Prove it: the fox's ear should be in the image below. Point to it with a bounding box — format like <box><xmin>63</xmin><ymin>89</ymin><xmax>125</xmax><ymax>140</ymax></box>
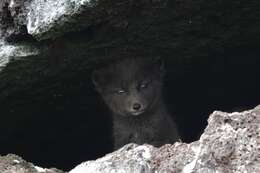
<box><xmin>92</xmin><ymin>70</ymin><xmax>103</xmax><ymax>93</ymax></box>
<box><xmin>152</xmin><ymin>57</ymin><xmax>165</xmax><ymax>76</ymax></box>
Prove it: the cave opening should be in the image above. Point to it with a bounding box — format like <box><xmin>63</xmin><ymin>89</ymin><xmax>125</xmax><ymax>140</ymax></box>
<box><xmin>1</xmin><ymin>0</ymin><xmax>260</xmax><ymax>170</ymax></box>
<box><xmin>0</xmin><ymin>45</ymin><xmax>259</xmax><ymax>171</ymax></box>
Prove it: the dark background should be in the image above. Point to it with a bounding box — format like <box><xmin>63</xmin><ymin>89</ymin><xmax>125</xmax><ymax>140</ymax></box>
<box><xmin>0</xmin><ymin>0</ymin><xmax>260</xmax><ymax>171</ymax></box>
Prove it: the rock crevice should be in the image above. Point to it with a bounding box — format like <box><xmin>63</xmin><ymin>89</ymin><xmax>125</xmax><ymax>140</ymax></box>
<box><xmin>1</xmin><ymin>105</ymin><xmax>259</xmax><ymax>173</ymax></box>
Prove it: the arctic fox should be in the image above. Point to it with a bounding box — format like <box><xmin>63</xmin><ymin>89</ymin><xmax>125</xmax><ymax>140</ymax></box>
<box><xmin>92</xmin><ymin>58</ymin><xmax>180</xmax><ymax>149</ymax></box>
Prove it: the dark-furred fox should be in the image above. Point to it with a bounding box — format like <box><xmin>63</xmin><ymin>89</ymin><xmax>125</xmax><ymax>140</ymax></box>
<box><xmin>92</xmin><ymin>58</ymin><xmax>180</xmax><ymax>149</ymax></box>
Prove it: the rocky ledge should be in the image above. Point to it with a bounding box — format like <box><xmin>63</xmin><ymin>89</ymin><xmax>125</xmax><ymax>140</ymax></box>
<box><xmin>0</xmin><ymin>154</ymin><xmax>64</xmax><ymax>173</ymax></box>
<box><xmin>1</xmin><ymin>105</ymin><xmax>259</xmax><ymax>173</ymax></box>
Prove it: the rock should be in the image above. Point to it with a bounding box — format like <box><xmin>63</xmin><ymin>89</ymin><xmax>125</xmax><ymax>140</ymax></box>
<box><xmin>0</xmin><ymin>40</ymin><xmax>39</xmax><ymax>71</ymax></box>
<box><xmin>1</xmin><ymin>0</ymin><xmax>99</xmax><ymax>41</ymax></box>
<box><xmin>26</xmin><ymin>0</ymin><xmax>97</xmax><ymax>40</ymax></box>
<box><xmin>70</xmin><ymin>105</ymin><xmax>260</xmax><ymax>173</ymax></box>
<box><xmin>69</xmin><ymin>144</ymin><xmax>155</xmax><ymax>173</ymax></box>
<box><xmin>0</xmin><ymin>0</ymin><xmax>29</xmax><ymax>41</ymax></box>
<box><xmin>0</xmin><ymin>0</ymin><xmax>260</xmax><ymax>170</ymax></box>
<box><xmin>0</xmin><ymin>154</ymin><xmax>64</xmax><ymax>173</ymax></box>
<box><xmin>0</xmin><ymin>103</ymin><xmax>259</xmax><ymax>173</ymax></box>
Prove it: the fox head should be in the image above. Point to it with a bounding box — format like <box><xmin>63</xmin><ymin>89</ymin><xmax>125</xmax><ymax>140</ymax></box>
<box><xmin>92</xmin><ymin>58</ymin><xmax>165</xmax><ymax>117</ymax></box>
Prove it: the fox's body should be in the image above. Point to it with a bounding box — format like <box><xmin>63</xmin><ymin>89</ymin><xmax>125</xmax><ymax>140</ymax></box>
<box><xmin>93</xmin><ymin>58</ymin><xmax>179</xmax><ymax>149</ymax></box>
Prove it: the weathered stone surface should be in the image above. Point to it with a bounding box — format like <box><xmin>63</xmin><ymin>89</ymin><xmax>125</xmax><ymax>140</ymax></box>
<box><xmin>0</xmin><ymin>0</ymin><xmax>95</xmax><ymax>41</ymax></box>
<box><xmin>70</xmin><ymin>105</ymin><xmax>260</xmax><ymax>173</ymax></box>
<box><xmin>0</xmin><ymin>40</ymin><xmax>39</xmax><ymax>71</ymax></box>
<box><xmin>0</xmin><ymin>0</ymin><xmax>29</xmax><ymax>40</ymax></box>
<box><xmin>0</xmin><ymin>0</ymin><xmax>99</xmax><ymax>41</ymax></box>
<box><xmin>0</xmin><ymin>0</ymin><xmax>259</xmax><ymax>170</ymax></box>
<box><xmin>0</xmin><ymin>105</ymin><xmax>259</xmax><ymax>173</ymax></box>
<box><xmin>0</xmin><ymin>154</ymin><xmax>64</xmax><ymax>173</ymax></box>
<box><xmin>70</xmin><ymin>144</ymin><xmax>154</xmax><ymax>173</ymax></box>
<box><xmin>26</xmin><ymin>0</ymin><xmax>97</xmax><ymax>40</ymax></box>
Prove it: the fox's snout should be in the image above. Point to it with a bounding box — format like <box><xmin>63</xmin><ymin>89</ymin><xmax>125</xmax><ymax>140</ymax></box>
<box><xmin>127</xmin><ymin>98</ymin><xmax>147</xmax><ymax>116</ymax></box>
<box><xmin>133</xmin><ymin>103</ymin><xmax>142</xmax><ymax>111</ymax></box>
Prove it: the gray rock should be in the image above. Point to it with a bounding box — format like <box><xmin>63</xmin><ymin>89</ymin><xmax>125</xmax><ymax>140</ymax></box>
<box><xmin>0</xmin><ymin>105</ymin><xmax>259</xmax><ymax>173</ymax></box>
<box><xmin>70</xmin><ymin>144</ymin><xmax>155</xmax><ymax>173</ymax></box>
<box><xmin>0</xmin><ymin>40</ymin><xmax>39</xmax><ymax>71</ymax></box>
<box><xmin>0</xmin><ymin>0</ymin><xmax>99</xmax><ymax>71</ymax></box>
<box><xmin>1</xmin><ymin>0</ymin><xmax>99</xmax><ymax>41</ymax></box>
<box><xmin>0</xmin><ymin>0</ymin><xmax>259</xmax><ymax>172</ymax></box>
<box><xmin>0</xmin><ymin>0</ymin><xmax>29</xmax><ymax>40</ymax></box>
<box><xmin>0</xmin><ymin>154</ymin><xmax>64</xmax><ymax>173</ymax></box>
<box><xmin>70</xmin><ymin>105</ymin><xmax>260</xmax><ymax>173</ymax></box>
<box><xmin>26</xmin><ymin>0</ymin><xmax>97</xmax><ymax>40</ymax></box>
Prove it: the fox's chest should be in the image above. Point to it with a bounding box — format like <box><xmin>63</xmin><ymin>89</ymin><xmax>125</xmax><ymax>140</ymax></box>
<box><xmin>113</xmin><ymin>117</ymin><xmax>162</xmax><ymax>145</ymax></box>
<box><xmin>127</xmin><ymin>126</ymin><xmax>156</xmax><ymax>143</ymax></box>
<box><xmin>129</xmin><ymin>132</ymin><xmax>139</xmax><ymax>141</ymax></box>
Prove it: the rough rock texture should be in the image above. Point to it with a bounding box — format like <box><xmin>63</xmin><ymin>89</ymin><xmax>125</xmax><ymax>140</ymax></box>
<box><xmin>0</xmin><ymin>0</ymin><xmax>40</xmax><ymax>71</ymax></box>
<box><xmin>1</xmin><ymin>106</ymin><xmax>259</xmax><ymax>173</ymax></box>
<box><xmin>0</xmin><ymin>40</ymin><xmax>39</xmax><ymax>71</ymax></box>
<box><xmin>0</xmin><ymin>0</ymin><xmax>260</xmax><ymax>170</ymax></box>
<box><xmin>0</xmin><ymin>0</ymin><xmax>259</xmax><ymax>91</ymax></box>
<box><xmin>0</xmin><ymin>154</ymin><xmax>64</xmax><ymax>173</ymax></box>
<box><xmin>1</xmin><ymin>0</ymin><xmax>96</xmax><ymax>40</ymax></box>
<box><xmin>27</xmin><ymin>0</ymin><xmax>97</xmax><ymax>40</ymax></box>
<box><xmin>70</xmin><ymin>144</ymin><xmax>154</xmax><ymax>173</ymax></box>
<box><xmin>0</xmin><ymin>101</ymin><xmax>259</xmax><ymax>173</ymax></box>
<box><xmin>70</xmin><ymin>105</ymin><xmax>260</xmax><ymax>173</ymax></box>
<box><xmin>0</xmin><ymin>0</ymin><xmax>30</xmax><ymax>41</ymax></box>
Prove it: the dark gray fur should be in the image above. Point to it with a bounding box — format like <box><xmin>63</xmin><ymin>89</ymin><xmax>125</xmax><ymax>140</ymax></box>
<box><xmin>92</xmin><ymin>58</ymin><xmax>180</xmax><ymax>149</ymax></box>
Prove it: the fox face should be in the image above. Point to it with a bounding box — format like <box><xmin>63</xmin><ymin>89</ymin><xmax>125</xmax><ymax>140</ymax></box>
<box><xmin>92</xmin><ymin>58</ymin><xmax>164</xmax><ymax>117</ymax></box>
<box><xmin>99</xmin><ymin>77</ymin><xmax>162</xmax><ymax>117</ymax></box>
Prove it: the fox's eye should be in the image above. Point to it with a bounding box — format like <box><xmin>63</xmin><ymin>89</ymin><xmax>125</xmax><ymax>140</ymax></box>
<box><xmin>116</xmin><ymin>90</ymin><xmax>126</xmax><ymax>95</ymax></box>
<box><xmin>140</xmin><ymin>83</ymin><xmax>147</xmax><ymax>88</ymax></box>
<box><xmin>140</xmin><ymin>82</ymin><xmax>149</xmax><ymax>89</ymax></box>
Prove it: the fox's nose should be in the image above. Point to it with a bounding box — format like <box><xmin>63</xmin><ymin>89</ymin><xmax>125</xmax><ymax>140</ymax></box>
<box><xmin>133</xmin><ymin>103</ymin><xmax>141</xmax><ymax>111</ymax></box>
